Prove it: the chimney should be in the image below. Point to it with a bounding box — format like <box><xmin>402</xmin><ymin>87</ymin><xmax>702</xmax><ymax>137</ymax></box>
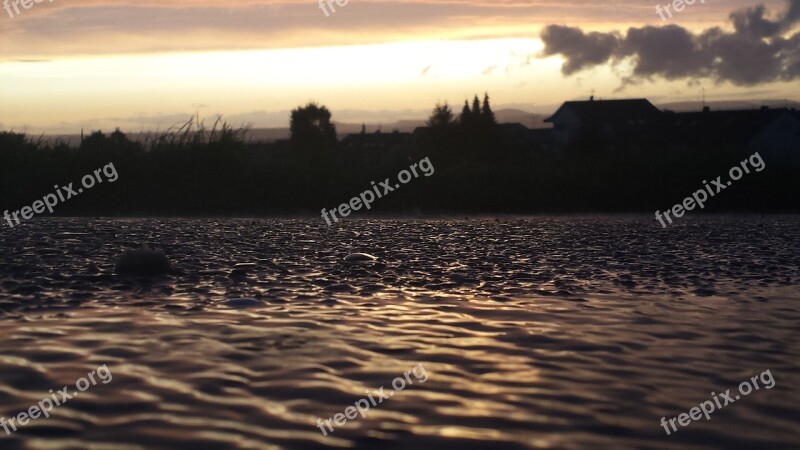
<box><xmin>702</xmin><ymin>106</ymin><xmax>710</xmax><ymax>113</ymax></box>
<box><xmin>590</xmin><ymin>95</ymin><xmax>594</xmax><ymax>101</ymax></box>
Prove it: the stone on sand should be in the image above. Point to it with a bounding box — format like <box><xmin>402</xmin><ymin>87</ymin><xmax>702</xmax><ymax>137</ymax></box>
<box><xmin>223</xmin><ymin>298</ymin><xmax>262</xmax><ymax>308</ymax></box>
<box><xmin>344</xmin><ymin>253</ymin><xmax>378</xmax><ymax>263</ymax></box>
<box><xmin>115</xmin><ymin>248</ymin><xmax>171</xmax><ymax>276</ymax></box>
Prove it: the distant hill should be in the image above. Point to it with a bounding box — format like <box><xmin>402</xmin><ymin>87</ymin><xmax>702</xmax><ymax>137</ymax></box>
<box><xmin>42</xmin><ymin>109</ymin><xmax>548</xmax><ymax>145</ymax></box>
<box><xmin>245</xmin><ymin>109</ymin><xmax>549</xmax><ymax>142</ymax></box>
<box><xmin>657</xmin><ymin>99</ymin><xmax>800</xmax><ymax>112</ymax></box>
<box><xmin>38</xmin><ymin>101</ymin><xmax>797</xmax><ymax>145</ymax></box>
<box><xmin>494</xmin><ymin>109</ymin><xmax>550</xmax><ymax>128</ymax></box>
<box><xmin>331</xmin><ymin>109</ymin><xmax>549</xmax><ymax>137</ymax></box>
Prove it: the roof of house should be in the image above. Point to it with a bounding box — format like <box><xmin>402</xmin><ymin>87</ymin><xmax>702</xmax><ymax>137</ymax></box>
<box><xmin>544</xmin><ymin>99</ymin><xmax>661</xmax><ymax>123</ymax></box>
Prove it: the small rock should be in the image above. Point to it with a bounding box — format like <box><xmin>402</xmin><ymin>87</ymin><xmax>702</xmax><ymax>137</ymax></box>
<box><xmin>344</xmin><ymin>253</ymin><xmax>378</xmax><ymax>263</ymax></box>
<box><xmin>115</xmin><ymin>248</ymin><xmax>171</xmax><ymax>277</ymax></box>
<box><xmin>693</xmin><ymin>287</ymin><xmax>717</xmax><ymax>297</ymax></box>
<box><xmin>224</xmin><ymin>298</ymin><xmax>262</xmax><ymax>308</ymax></box>
<box><xmin>230</xmin><ymin>268</ymin><xmax>249</xmax><ymax>278</ymax></box>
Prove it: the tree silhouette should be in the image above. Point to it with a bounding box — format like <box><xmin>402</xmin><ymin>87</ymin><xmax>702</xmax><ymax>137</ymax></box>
<box><xmin>460</xmin><ymin>101</ymin><xmax>472</xmax><ymax>127</ymax></box>
<box><xmin>482</xmin><ymin>93</ymin><xmax>496</xmax><ymax>126</ymax></box>
<box><xmin>0</xmin><ymin>101</ymin><xmax>796</xmax><ymax>215</ymax></box>
<box><xmin>110</xmin><ymin>128</ymin><xmax>127</xmax><ymax>145</ymax></box>
<box><xmin>81</xmin><ymin>130</ymin><xmax>108</xmax><ymax>149</ymax></box>
<box><xmin>290</xmin><ymin>102</ymin><xmax>337</xmax><ymax>152</ymax></box>
<box><xmin>427</xmin><ymin>102</ymin><xmax>455</xmax><ymax>129</ymax></box>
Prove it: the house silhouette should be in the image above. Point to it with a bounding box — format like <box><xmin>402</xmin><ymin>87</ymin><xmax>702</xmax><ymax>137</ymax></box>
<box><xmin>544</xmin><ymin>98</ymin><xmax>661</xmax><ymax>146</ymax></box>
<box><xmin>542</xmin><ymin>98</ymin><xmax>800</xmax><ymax>161</ymax></box>
<box><xmin>662</xmin><ymin>107</ymin><xmax>800</xmax><ymax>161</ymax></box>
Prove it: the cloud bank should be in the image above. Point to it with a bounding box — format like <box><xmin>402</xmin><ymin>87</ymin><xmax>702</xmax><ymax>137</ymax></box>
<box><xmin>540</xmin><ymin>0</ymin><xmax>800</xmax><ymax>85</ymax></box>
<box><xmin>3</xmin><ymin>0</ymin><xmax>773</xmax><ymax>60</ymax></box>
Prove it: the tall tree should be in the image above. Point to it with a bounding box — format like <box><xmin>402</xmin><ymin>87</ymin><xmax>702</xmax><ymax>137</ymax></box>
<box><xmin>290</xmin><ymin>102</ymin><xmax>337</xmax><ymax>151</ymax></box>
<box><xmin>482</xmin><ymin>93</ymin><xmax>496</xmax><ymax>126</ymax></box>
<box><xmin>472</xmin><ymin>95</ymin><xmax>481</xmax><ymax>116</ymax></box>
<box><xmin>460</xmin><ymin>100</ymin><xmax>472</xmax><ymax>126</ymax></box>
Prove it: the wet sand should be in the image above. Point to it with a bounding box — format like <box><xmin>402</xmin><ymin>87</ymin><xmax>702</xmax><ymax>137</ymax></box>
<box><xmin>0</xmin><ymin>217</ymin><xmax>798</xmax><ymax>449</ymax></box>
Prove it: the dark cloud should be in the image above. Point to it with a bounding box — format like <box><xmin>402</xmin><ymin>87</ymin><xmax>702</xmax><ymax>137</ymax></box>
<box><xmin>541</xmin><ymin>0</ymin><xmax>800</xmax><ymax>86</ymax></box>
<box><xmin>540</xmin><ymin>25</ymin><xmax>620</xmax><ymax>75</ymax></box>
<box><xmin>731</xmin><ymin>4</ymin><xmax>783</xmax><ymax>37</ymax></box>
<box><xmin>620</xmin><ymin>25</ymin><xmax>707</xmax><ymax>79</ymax></box>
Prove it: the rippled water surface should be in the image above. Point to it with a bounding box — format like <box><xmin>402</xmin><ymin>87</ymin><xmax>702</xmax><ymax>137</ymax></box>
<box><xmin>0</xmin><ymin>217</ymin><xmax>798</xmax><ymax>449</ymax></box>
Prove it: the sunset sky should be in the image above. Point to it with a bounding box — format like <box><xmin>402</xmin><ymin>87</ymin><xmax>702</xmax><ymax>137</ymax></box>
<box><xmin>1</xmin><ymin>0</ymin><xmax>798</xmax><ymax>133</ymax></box>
